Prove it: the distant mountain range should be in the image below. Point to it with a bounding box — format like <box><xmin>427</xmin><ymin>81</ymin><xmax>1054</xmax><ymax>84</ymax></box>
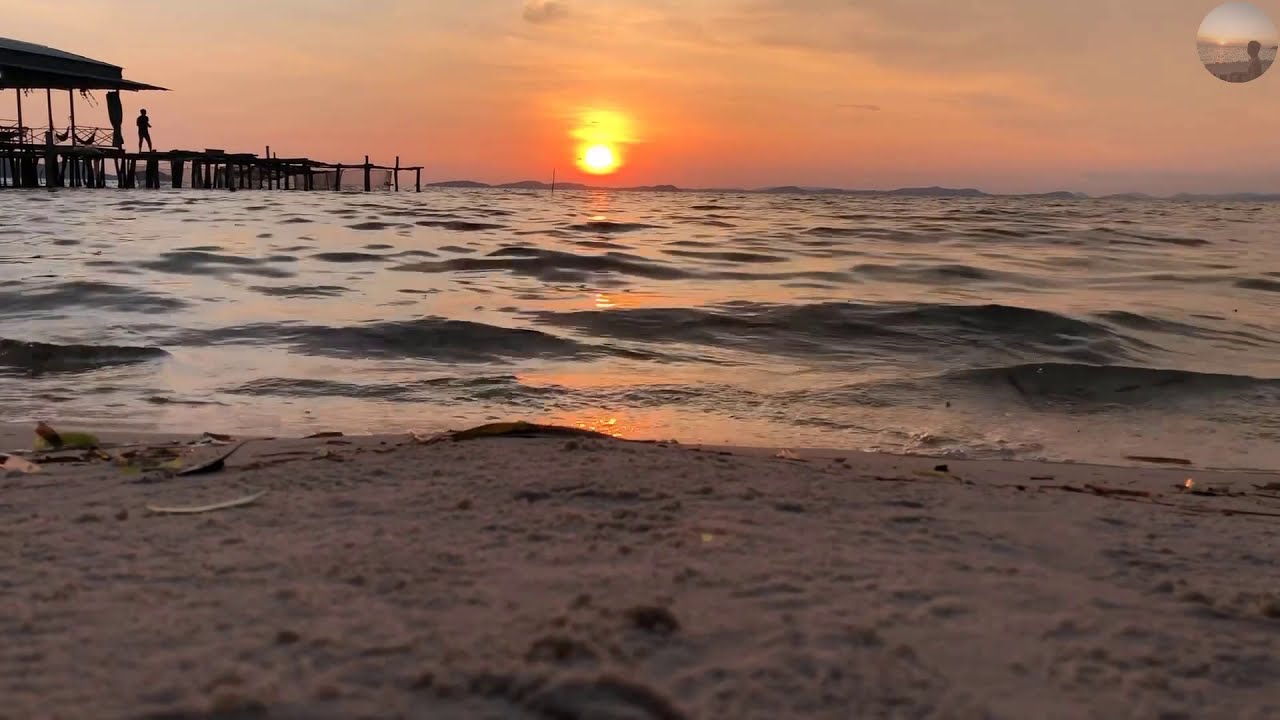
<box><xmin>423</xmin><ymin>180</ymin><xmax>1280</xmax><ymax>202</ymax></box>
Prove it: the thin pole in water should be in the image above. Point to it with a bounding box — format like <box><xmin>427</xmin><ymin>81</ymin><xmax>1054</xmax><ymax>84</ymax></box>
<box><xmin>551</xmin><ymin>168</ymin><xmax>556</xmax><ymax>196</ymax></box>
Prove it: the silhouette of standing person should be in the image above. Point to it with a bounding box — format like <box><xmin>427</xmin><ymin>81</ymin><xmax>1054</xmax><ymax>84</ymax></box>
<box><xmin>1246</xmin><ymin>40</ymin><xmax>1265</xmax><ymax>80</ymax></box>
<box><xmin>137</xmin><ymin>109</ymin><xmax>153</xmax><ymax>152</ymax></box>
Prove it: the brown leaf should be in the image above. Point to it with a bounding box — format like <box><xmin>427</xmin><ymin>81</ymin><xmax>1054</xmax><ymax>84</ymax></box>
<box><xmin>35</xmin><ymin>421</ymin><xmax>63</xmax><ymax>449</ymax></box>
<box><xmin>304</xmin><ymin>431</ymin><xmax>345</xmax><ymax>439</ymax></box>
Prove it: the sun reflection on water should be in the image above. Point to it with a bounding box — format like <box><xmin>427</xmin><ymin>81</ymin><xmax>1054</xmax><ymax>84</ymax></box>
<box><xmin>570</xmin><ymin>415</ymin><xmax>627</xmax><ymax>438</ymax></box>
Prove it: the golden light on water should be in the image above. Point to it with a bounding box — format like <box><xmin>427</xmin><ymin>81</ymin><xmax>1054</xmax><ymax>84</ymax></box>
<box><xmin>572</xmin><ymin>416</ymin><xmax>627</xmax><ymax>438</ymax></box>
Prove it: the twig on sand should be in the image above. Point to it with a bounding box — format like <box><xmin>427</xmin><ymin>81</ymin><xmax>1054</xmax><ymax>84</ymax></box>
<box><xmin>1047</xmin><ymin>484</ymin><xmax>1280</xmax><ymax>522</ymax></box>
<box><xmin>146</xmin><ymin>489</ymin><xmax>268</xmax><ymax>515</ymax></box>
<box><xmin>1126</xmin><ymin>455</ymin><xmax>1193</xmax><ymax>466</ymax></box>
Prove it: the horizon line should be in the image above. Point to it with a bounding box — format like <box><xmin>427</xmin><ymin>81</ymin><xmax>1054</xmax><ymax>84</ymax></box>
<box><xmin>423</xmin><ymin>179</ymin><xmax>1280</xmax><ymax>200</ymax></box>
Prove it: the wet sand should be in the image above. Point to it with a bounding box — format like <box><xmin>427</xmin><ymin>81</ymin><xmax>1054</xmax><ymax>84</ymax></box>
<box><xmin>4</xmin><ymin>425</ymin><xmax>1280</xmax><ymax>719</ymax></box>
<box><xmin>1204</xmin><ymin>59</ymin><xmax>1274</xmax><ymax>80</ymax></box>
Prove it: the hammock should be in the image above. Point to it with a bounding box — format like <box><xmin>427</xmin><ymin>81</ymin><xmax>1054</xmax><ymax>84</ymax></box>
<box><xmin>53</xmin><ymin>129</ymin><xmax>101</xmax><ymax>145</ymax></box>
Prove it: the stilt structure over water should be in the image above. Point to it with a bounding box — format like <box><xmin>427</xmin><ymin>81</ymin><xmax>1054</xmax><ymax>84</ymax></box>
<box><xmin>0</xmin><ymin>37</ymin><xmax>422</xmax><ymax>191</ymax></box>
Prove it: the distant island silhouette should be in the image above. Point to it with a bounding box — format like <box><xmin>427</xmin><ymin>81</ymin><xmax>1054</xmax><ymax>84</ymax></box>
<box><xmin>425</xmin><ymin>180</ymin><xmax>1280</xmax><ymax>202</ymax></box>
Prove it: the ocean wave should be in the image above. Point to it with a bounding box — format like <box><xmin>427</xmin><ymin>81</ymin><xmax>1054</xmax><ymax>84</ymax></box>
<box><xmin>1095</xmin><ymin>310</ymin><xmax>1276</xmax><ymax>348</ymax></box>
<box><xmin>174</xmin><ymin>317</ymin><xmax>658</xmax><ymax>363</ymax></box>
<box><xmin>310</xmin><ymin>252</ymin><xmax>388</xmax><ymax>263</ymax></box>
<box><xmin>226</xmin><ymin>374</ymin><xmax>566</xmax><ymax>405</ymax></box>
<box><xmin>565</xmin><ymin>221</ymin><xmax>660</xmax><ymax>233</ymax></box>
<box><xmin>662</xmin><ymin>249</ymin><xmax>786</xmax><ymax>264</ymax></box>
<box><xmin>392</xmin><ymin>247</ymin><xmax>694</xmax><ymax>281</ymax></box>
<box><xmin>248</xmin><ymin>285</ymin><xmax>350</xmax><ymax>298</ymax></box>
<box><xmin>779</xmin><ymin>362</ymin><xmax>1280</xmax><ymax>416</ymax></box>
<box><xmin>414</xmin><ymin>220</ymin><xmax>505</xmax><ymax>231</ymax></box>
<box><xmin>850</xmin><ymin>263</ymin><xmax>1039</xmax><ymax>286</ymax></box>
<box><xmin>139</xmin><ymin>251</ymin><xmax>297</xmax><ymax>279</ymax></box>
<box><xmin>0</xmin><ymin>338</ymin><xmax>169</xmax><ymax>375</ymax></box>
<box><xmin>1237</xmin><ymin>278</ymin><xmax>1280</xmax><ymax>293</ymax></box>
<box><xmin>527</xmin><ymin>301</ymin><xmax>1153</xmax><ymax>365</ymax></box>
<box><xmin>0</xmin><ymin>281</ymin><xmax>189</xmax><ymax>316</ymax></box>
<box><xmin>950</xmin><ymin>362</ymin><xmax>1280</xmax><ymax>405</ymax></box>
<box><xmin>346</xmin><ymin>221</ymin><xmax>404</xmax><ymax>231</ymax></box>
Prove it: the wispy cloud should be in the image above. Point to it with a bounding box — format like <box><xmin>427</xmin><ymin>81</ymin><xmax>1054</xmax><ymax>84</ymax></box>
<box><xmin>523</xmin><ymin>0</ymin><xmax>569</xmax><ymax>25</ymax></box>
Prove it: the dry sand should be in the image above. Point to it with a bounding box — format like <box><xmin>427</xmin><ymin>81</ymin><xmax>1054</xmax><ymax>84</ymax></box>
<box><xmin>3</xmin><ymin>423</ymin><xmax>1280</xmax><ymax>719</ymax></box>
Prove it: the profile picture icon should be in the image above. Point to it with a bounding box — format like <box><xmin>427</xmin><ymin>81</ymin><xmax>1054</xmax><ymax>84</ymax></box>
<box><xmin>1198</xmin><ymin>2</ymin><xmax>1278</xmax><ymax>83</ymax></box>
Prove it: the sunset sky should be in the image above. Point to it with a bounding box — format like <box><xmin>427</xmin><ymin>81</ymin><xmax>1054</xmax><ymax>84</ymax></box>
<box><xmin>1197</xmin><ymin>1</ymin><xmax>1279</xmax><ymax>45</ymax></box>
<box><xmin>2</xmin><ymin>0</ymin><xmax>1279</xmax><ymax>195</ymax></box>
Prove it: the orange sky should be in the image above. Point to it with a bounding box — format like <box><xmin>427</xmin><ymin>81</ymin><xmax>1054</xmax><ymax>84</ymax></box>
<box><xmin>1</xmin><ymin>0</ymin><xmax>1278</xmax><ymax>194</ymax></box>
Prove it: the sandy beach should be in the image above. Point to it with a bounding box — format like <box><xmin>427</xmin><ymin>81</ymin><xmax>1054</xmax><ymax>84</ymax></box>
<box><xmin>4</xmin><ymin>422</ymin><xmax>1280</xmax><ymax>719</ymax></box>
<box><xmin>1203</xmin><ymin>59</ymin><xmax>1275</xmax><ymax>80</ymax></box>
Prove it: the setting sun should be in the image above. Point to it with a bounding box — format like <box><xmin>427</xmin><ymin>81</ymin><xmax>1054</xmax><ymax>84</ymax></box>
<box><xmin>570</xmin><ymin>108</ymin><xmax>635</xmax><ymax>176</ymax></box>
<box><xmin>580</xmin><ymin>144</ymin><xmax>619</xmax><ymax>174</ymax></box>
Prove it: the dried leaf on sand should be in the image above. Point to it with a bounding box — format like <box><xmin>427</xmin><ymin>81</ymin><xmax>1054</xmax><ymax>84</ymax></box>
<box><xmin>177</xmin><ymin>442</ymin><xmax>247</xmax><ymax>477</ymax></box>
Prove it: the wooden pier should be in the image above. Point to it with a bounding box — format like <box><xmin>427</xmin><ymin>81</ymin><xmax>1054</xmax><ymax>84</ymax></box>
<box><xmin>0</xmin><ymin>37</ymin><xmax>422</xmax><ymax>192</ymax></box>
<box><xmin>0</xmin><ymin>142</ymin><xmax>424</xmax><ymax>192</ymax></box>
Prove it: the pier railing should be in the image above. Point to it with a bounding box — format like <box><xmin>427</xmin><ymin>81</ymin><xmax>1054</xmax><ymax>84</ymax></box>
<box><xmin>0</xmin><ymin>121</ymin><xmax>119</xmax><ymax>148</ymax></box>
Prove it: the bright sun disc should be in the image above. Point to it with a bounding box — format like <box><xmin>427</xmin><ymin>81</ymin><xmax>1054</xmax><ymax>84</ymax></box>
<box><xmin>580</xmin><ymin>144</ymin><xmax>619</xmax><ymax>174</ymax></box>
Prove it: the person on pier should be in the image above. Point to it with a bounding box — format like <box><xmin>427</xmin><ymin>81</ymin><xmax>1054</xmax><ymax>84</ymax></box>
<box><xmin>137</xmin><ymin>109</ymin><xmax>154</xmax><ymax>152</ymax></box>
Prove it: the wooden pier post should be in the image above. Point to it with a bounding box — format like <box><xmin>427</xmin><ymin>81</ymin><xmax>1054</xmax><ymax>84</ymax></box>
<box><xmin>416</xmin><ymin>168</ymin><xmax>421</xmax><ymax>192</ymax></box>
<box><xmin>15</xmin><ymin>88</ymin><xmax>24</xmax><ymax>146</ymax></box>
<box><xmin>394</xmin><ymin>156</ymin><xmax>400</xmax><ymax>191</ymax></box>
<box><xmin>44</xmin><ymin>89</ymin><xmax>53</xmax><ymax>143</ymax></box>
<box><xmin>43</xmin><ymin>131</ymin><xmax>58</xmax><ymax>189</ymax></box>
<box><xmin>335</xmin><ymin>165</ymin><xmax>343</xmax><ymax>191</ymax></box>
<box><xmin>363</xmin><ymin>155</ymin><xmax>371</xmax><ymax>192</ymax></box>
<box><xmin>68</xmin><ymin>90</ymin><xmax>77</xmax><ymax>147</ymax></box>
